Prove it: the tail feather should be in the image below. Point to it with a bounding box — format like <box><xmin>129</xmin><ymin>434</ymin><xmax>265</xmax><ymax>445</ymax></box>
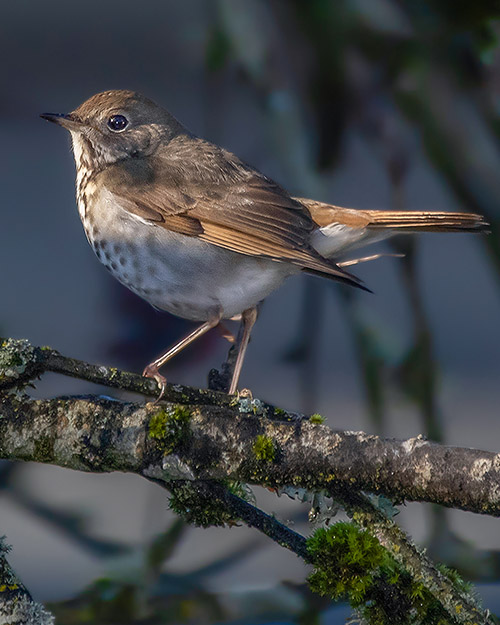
<box><xmin>362</xmin><ymin>210</ymin><xmax>489</xmax><ymax>233</ymax></box>
<box><xmin>297</xmin><ymin>198</ymin><xmax>489</xmax><ymax>234</ymax></box>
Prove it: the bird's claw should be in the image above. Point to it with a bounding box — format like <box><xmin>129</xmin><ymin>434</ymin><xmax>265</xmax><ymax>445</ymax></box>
<box><xmin>142</xmin><ymin>363</ymin><xmax>167</xmax><ymax>404</ymax></box>
<box><xmin>236</xmin><ymin>388</ymin><xmax>253</xmax><ymax>400</ymax></box>
<box><xmin>217</xmin><ymin>322</ymin><xmax>236</xmax><ymax>344</ymax></box>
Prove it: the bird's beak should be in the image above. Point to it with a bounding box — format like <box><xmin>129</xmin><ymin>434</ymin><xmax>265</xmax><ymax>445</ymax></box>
<box><xmin>40</xmin><ymin>112</ymin><xmax>83</xmax><ymax>131</ymax></box>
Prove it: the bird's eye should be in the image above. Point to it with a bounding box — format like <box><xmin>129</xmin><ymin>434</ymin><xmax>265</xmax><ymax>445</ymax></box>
<box><xmin>107</xmin><ymin>115</ymin><xmax>128</xmax><ymax>132</ymax></box>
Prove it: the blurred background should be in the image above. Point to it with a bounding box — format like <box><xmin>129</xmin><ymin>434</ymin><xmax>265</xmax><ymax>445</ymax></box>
<box><xmin>2</xmin><ymin>0</ymin><xmax>500</xmax><ymax>622</ymax></box>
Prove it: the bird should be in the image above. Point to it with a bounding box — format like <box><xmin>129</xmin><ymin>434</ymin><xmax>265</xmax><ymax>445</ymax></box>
<box><xmin>41</xmin><ymin>90</ymin><xmax>488</xmax><ymax>398</ymax></box>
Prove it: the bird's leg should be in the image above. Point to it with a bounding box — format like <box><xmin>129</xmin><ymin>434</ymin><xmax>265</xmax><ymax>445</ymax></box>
<box><xmin>228</xmin><ymin>307</ymin><xmax>258</xmax><ymax>395</ymax></box>
<box><xmin>143</xmin><ymin>316</ymin><xmax>220</xmax><ymax>400</ymax></box>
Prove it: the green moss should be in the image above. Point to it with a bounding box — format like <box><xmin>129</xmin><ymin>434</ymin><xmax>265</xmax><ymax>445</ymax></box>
<box><xmin>307</xmin><ymin>523</ymin><xmax>385</xmax><ymax>605</ymax></box>
<box><xmin>252</xmin><ymin>435</ymin><xmax>276</xmax><ymax>462</ymax></box>
<box><xmin>149</xmin><ymin>411</ymin><xmax>168</xmax><ymax>439</ymax></box>
<box><xmin>436</xmin><ymin>563</ymin><xmax>474</xmax><ymax>595</ymax></box>
<box><xmin>149</xmin><ymin>405</ymin><xmax>192</xmax><ymax>454</ymax></box>
<box><xmin>270</xmin><ymin>407</ymin><xmax>296</xmax><ymax>422</ymax></box>
<box><xmin>226</xmin><ymin>480</ymin><xmax>247</xmax><ymax>499</ymax></box>
<box><xmin>224</xmin><ymin>479</ymin><xmax>255</xmax><ymax>505</ymax></box>
<box><xmin>169</xmin><ymin>482</ymin><xmax>238</xmax><ymax>528</ymax></box>
<box><xmin>306</xmin><ymin>522</ymin><xmax>481</xmax><ymax>624</ymax></box>
<box><xmin>309</xmin><ymin>413</ymin><xmax>325</xmax><ymax>425</ymax></box>
<box><xmin>33</xmin><ymin>436</ymin><xmax>55</xmax><ymax>463</ymax></box>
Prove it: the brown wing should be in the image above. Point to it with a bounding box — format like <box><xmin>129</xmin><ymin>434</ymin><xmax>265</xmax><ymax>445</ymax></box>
<box><xmin>97</xmin><ymin>144</ymin><xmax>366</xmax><ymax>289</ymax></box>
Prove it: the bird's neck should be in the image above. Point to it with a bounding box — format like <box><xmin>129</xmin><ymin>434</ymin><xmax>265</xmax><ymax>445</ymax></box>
<box><xmin>71</xmin><ymin>132</ymin><xmax>100</xmax><ymax>223</ymax></box>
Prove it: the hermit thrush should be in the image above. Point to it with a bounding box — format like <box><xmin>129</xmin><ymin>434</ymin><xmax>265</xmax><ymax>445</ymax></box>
<box><xmin>41</xmin><ymin>90</ymin><xmax>487</xmax><ymax>397</ymax></box>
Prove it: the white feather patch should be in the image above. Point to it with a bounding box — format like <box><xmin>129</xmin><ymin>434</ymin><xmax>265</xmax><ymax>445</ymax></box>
<box><xmin>311</xmin><ymin>223</ymin><xmax>392</xmax><ymax>259</ymax></box>
<box><xmin>311</xmin><ymin>223</ymin><xmax>368</xmax><ymax>257</ymax></box>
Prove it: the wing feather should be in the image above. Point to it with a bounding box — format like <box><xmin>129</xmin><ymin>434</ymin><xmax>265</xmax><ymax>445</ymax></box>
<box><xmin>96</xmin><ymin>142</ymin><xmax>365</xmax><ymax>289</ymax></box>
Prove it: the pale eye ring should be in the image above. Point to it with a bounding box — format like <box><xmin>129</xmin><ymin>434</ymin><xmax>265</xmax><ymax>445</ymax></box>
<box><xmin>107</xmin><ymin>114</ymin><xmax>128</xmax><ymax>132</ymax></box>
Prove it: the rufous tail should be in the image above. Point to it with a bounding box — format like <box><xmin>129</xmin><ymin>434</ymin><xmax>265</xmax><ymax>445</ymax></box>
<box><xmin>298</xmin><ymin>199</ymin><xmax>489</xmax><ymax>233</ymax></box>
<box><xmin>359</xmin><ymin>209</ymin><xmax>488</xmax><ymax>232</ymax></box>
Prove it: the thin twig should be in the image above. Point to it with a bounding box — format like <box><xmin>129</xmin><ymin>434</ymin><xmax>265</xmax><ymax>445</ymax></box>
<box><xmin>0</xmin><ymin>338</ymin><xmax>237</xmax><ymax>408</ymax></box>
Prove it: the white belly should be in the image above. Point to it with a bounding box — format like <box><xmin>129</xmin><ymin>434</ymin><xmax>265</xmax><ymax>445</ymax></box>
<box><xmin>80</xmin><ymin>190</ymin><xmax>294</xmax><ymax>321</ymax></box>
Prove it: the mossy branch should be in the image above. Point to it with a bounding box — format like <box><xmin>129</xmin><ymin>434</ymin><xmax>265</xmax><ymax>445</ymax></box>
<box><xmin>155</xmin><ymin>480</ymin><xmax>488</xmax><ymax>624</ymax></box>
<box><xmin>1</xmin><ymin>337</ymin><xmax>499</xmax><ymax>518</ymax></box>
<box><xmin>0</xmin><ymin>337</ymin><xmax>497</xmax><ymax>622</ymax></box>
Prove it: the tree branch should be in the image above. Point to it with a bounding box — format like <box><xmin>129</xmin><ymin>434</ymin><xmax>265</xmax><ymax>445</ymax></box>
<box><xmin>0</xmin><ymin>386</ymin><xmax>498</xmax><ymax>518</ymax></box>
<box><xmin>337</xmin><ymin>490</ymin><xmax>487</xmax><ymax>625</ymax></box>
<box><xmin>0</xmin><ymin>337</ymin><xmax>497</xmax><ymax>623</ymax></box>
<box><xmin>0</xmin><ymin>338</ymin><xmax>235</xmax><ymax>407</ymax></box>
<box><xmin>147</xmin><ymin>475</ymin><xmax>489</xmax><ymax>623</ymax></box>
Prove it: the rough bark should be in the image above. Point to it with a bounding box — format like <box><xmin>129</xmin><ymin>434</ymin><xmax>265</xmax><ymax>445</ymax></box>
<box><xmin>0</xmin><ymin>389</ymin><xmax>498</xmax><ymax>518</ymax></box>
<box><xmin>0</xmin><ymin>337</ymin><xmax>496</xmax><ymax>624</ymax></box>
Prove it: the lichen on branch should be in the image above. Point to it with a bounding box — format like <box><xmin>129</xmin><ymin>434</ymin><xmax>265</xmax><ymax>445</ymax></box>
<box><xmin>0</xmin><ymin>337</ymin><xmax>497</xmax><ymax>623</ymax></box>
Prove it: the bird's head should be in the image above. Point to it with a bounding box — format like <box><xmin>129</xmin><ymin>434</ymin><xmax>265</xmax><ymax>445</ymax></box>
<box><xmin>41</xmin><ymin>90</ymin><xmax>184</xmax><ymax>172</ymax></box>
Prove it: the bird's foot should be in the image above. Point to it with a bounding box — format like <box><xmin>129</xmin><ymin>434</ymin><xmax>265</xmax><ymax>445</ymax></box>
<box><xmin>217</xmin><ymin>322</ymin><xmax>236</xmax><ymax>344</ymax></box>
<box><xmin>236</xmin><ymin>388</ymin><xmax>253</xmax><ymax>400</ymax></box>
<box><xmin>143</xmin><ymin>363</ymin><xmax>167</xmax><ymax>404</ymax></box>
